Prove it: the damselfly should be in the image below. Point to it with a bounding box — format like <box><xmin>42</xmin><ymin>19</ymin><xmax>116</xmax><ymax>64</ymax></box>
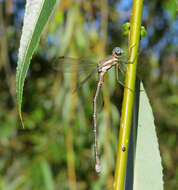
<box><xmin>54</xmin><ymin>47</ymin><xmax>131</xmax><ymax>173</ymax></box>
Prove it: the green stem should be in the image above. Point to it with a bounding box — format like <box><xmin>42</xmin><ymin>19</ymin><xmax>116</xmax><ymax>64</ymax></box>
<box><xmin>113</xmin><ymin>0</ymin><xmax>143</xmax><ymax>189</ymax></box>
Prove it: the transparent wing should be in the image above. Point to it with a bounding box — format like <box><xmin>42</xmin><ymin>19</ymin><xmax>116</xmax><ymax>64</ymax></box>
<box><xmin>73</xmin><ymin>68</ymin><xmax>98</xmax><ymax>93</ymax></box>
<box><xmin>52</xmin><ymin>56</ymin><xmax>97</xmax><ymax>74</ymax></box>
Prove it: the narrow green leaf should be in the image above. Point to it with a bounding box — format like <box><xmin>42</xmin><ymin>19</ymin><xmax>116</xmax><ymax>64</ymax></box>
<box><xmin>16</xmin><ymin>0</ymin><xmax>57</xmax><ymax>127</ymax></box>
<box><xmin>133</xmin><ymin>83</ymin><xmax>163</xmax><ymax>190</ymax></box>
<box><xmin>40</xmin><ymin>159</ymin><xmax>54</xmax><ymax>190</ymax></box>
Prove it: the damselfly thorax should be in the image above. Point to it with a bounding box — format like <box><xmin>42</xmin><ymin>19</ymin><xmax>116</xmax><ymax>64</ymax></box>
<box><xmin>98</xmin><ymin>47</ymin><xmax>124</xmax><ymax>73</ymax></box>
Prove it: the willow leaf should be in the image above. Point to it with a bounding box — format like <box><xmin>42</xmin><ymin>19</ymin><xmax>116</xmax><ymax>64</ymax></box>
<box><xmin>133</xmin><ymin>83</ymin><xmax>163</xmax><ymax>190</ymax></box>
<box><xmin>16</xmin><ymin>0</ymin><xmax>57</xmax><ymax>126</ymax></box>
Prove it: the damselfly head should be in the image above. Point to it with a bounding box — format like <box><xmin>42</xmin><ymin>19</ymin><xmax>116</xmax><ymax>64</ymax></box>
<box><xmin>112</xmin><ymin>47</ymin><xmax>123</xmax><ymax>56</ymax></box>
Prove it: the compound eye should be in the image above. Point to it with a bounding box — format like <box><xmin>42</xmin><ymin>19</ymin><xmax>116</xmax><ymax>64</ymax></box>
<box><xmin>113</xmin><ymin>47</ymin><xmax>123</xmax><ymax>55</ymax></box>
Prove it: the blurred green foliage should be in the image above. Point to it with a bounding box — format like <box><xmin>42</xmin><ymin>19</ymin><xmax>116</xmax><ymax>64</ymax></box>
<box><xmin>0</xmin><ymin>0</ymin><xmax>178</xmax><ymax>189</ymax></box>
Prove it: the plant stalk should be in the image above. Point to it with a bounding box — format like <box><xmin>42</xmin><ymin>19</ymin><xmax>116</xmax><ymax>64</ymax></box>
<box><xmin>113</xmin><ymin>0</ymin><xmax>143</xmax><ymax>189</ymax></box>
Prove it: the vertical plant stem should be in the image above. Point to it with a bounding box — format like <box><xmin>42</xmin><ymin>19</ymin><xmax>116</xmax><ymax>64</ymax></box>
<box><xmin>66</xmin><ymin>130</ymin><xmax>77</xmax><ymax>190</ymax></box>
<box><xmin>65</xmin><ymin>5</ymin><xmax>79</xmax><ymax>190</ymax></box>
<box><xmin>100</xmin><ymin>0</ymin><xmax>113</xmax><ymax>186</ymax></box>
<box><xmin>0</xmin><ymin>3</ymin><xmax>16</xmax><ymax>104</ymax></box>
<box><xmin>100</xmin><ymin>0</ymin><xmax>113</xmax><ymax>187</ymax></box>
<box><xmin>113</xmin><ymin>0</ymin><xmax>143</xmax><ymax>189</ymax></box>
<box><xmin>66</xmin><ymin>64</ymin><xmax>77</xmax><ymax>190</ymax></box>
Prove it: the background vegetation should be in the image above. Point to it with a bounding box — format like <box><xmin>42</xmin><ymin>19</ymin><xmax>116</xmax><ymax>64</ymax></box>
<box><xmin>0</xmin><ymin>0</ymin><xmax>177</xmax><ymax>189</ymax></box>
